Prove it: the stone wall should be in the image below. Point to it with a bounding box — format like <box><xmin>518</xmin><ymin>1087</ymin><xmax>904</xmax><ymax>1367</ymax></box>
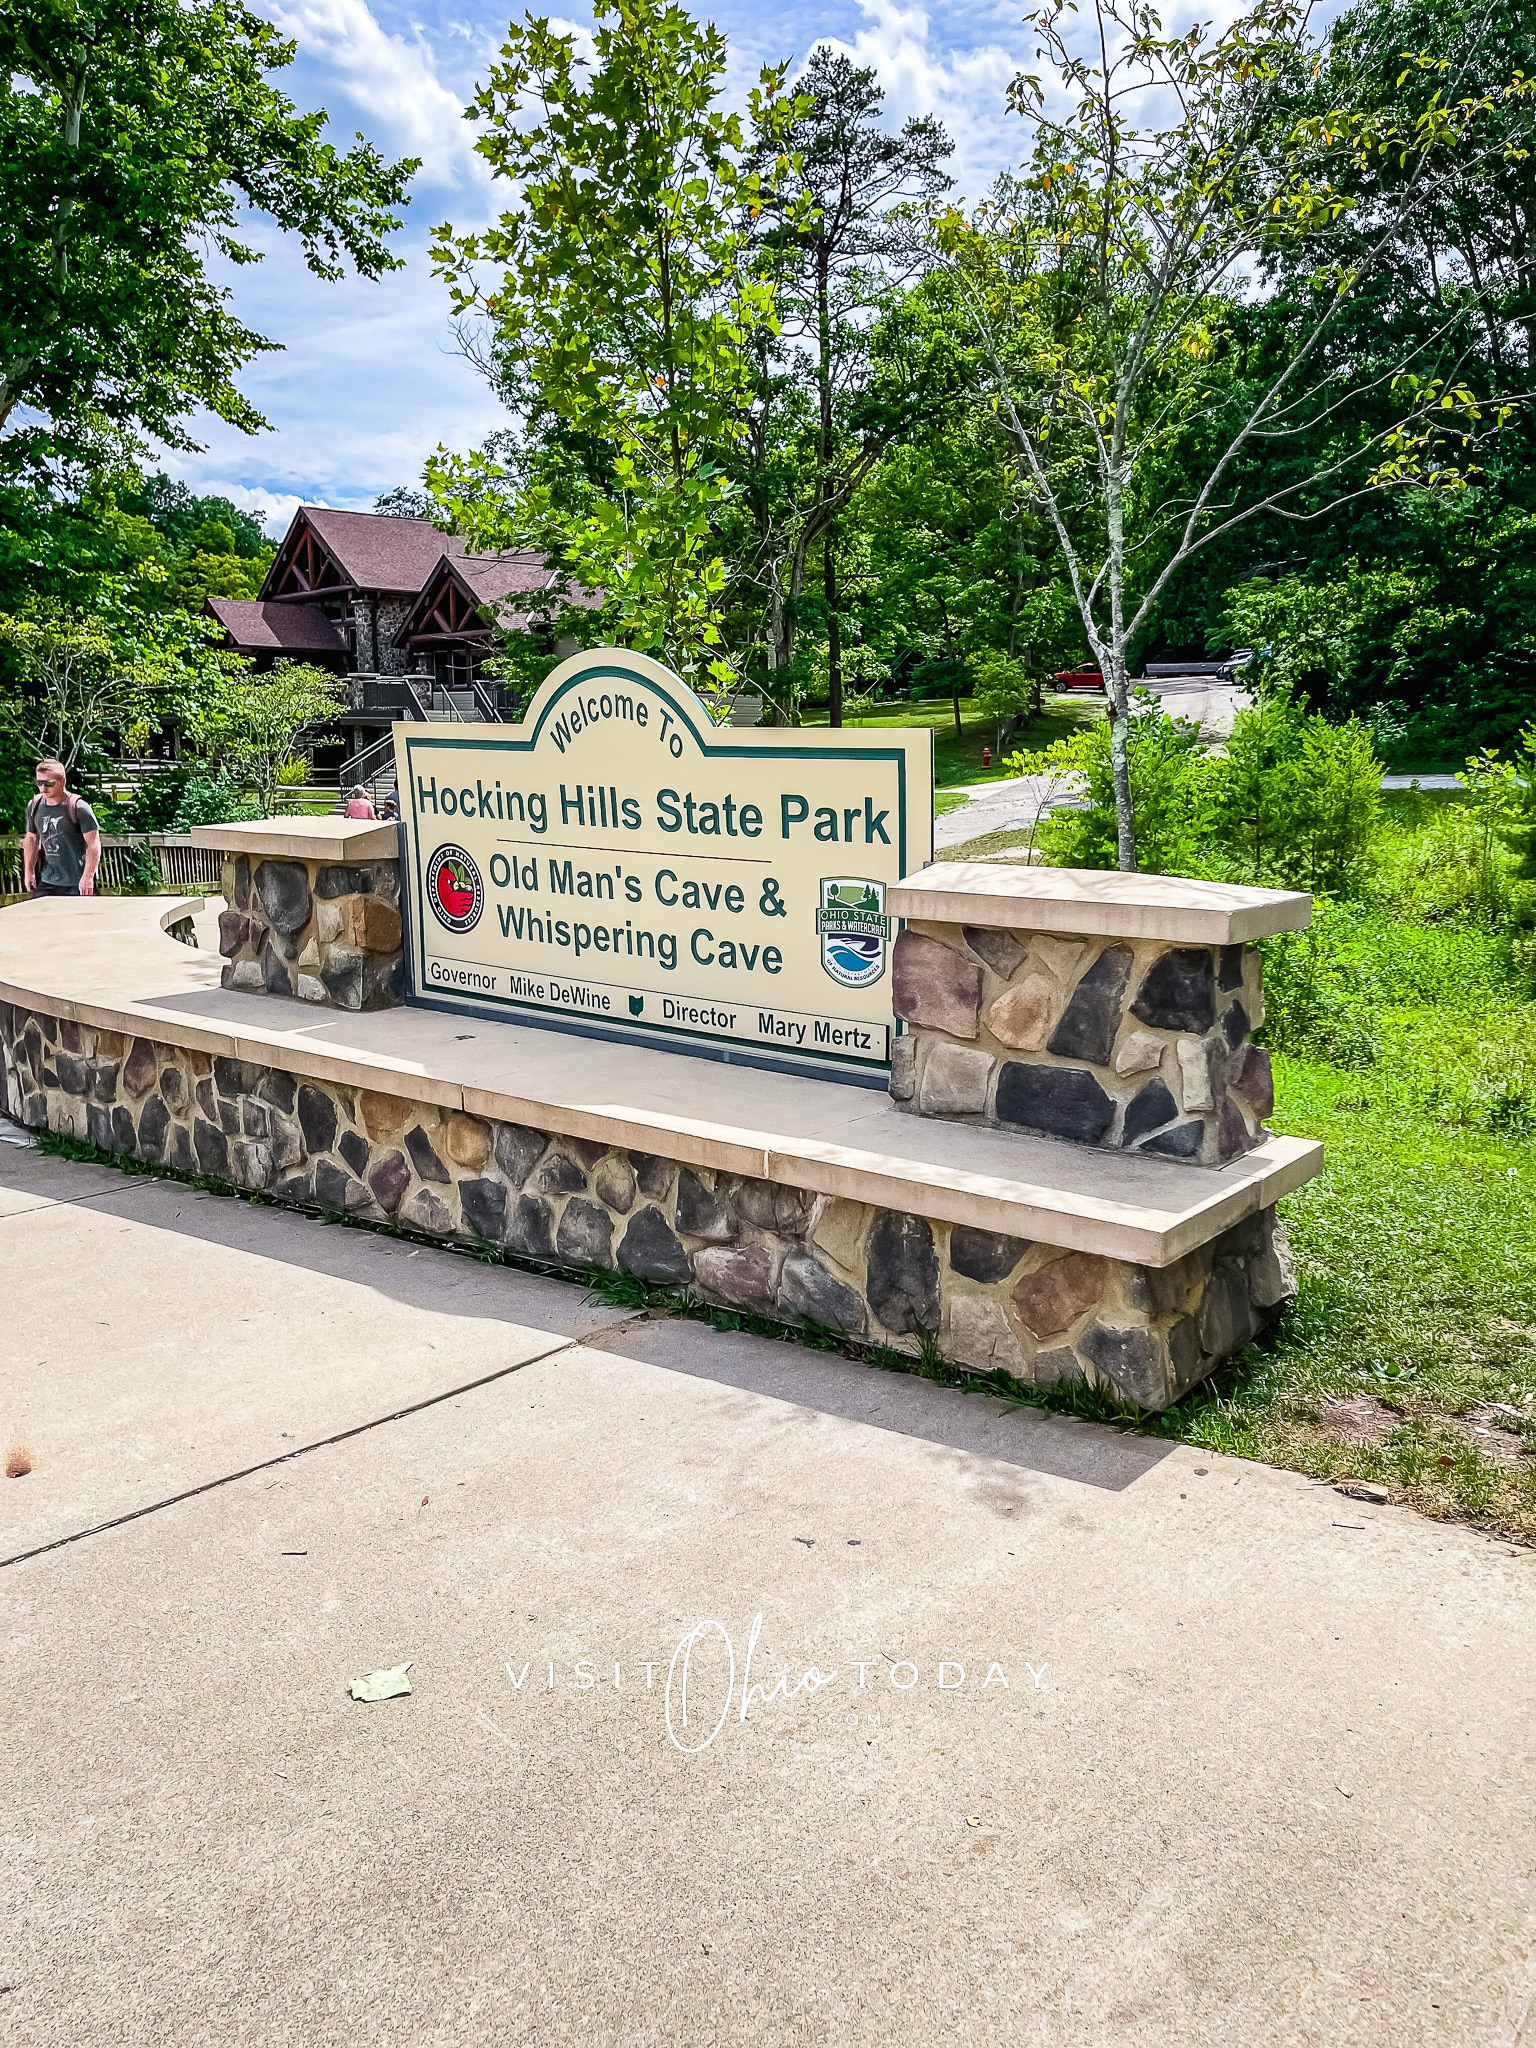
<box><xmin>0</xmin><ymin>1003</ymin><xmax>1294</xmax><ymax>1413</ymax></box>
<box><xmin>890</xmin><ymin>923</ymin><xmax>1274</xmax><ymax>1167</ymax></box>
<box><xmin>217</xmin><ymin>854</ymin><xmax>404</xmax><ymax>1011</ymax></box>
<box><xmin>374</xmin><ymin>598</ymin><xmax>414</xmax><ymax>676</ymax></box>
<box><xmin>348</xmin><ymin>596</ymin><xmax>416</xmax><ymax>675</ymax></box>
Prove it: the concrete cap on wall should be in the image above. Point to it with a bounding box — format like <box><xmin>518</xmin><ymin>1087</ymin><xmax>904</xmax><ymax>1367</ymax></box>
<box><xmin>188</xmin><ymin>818</ymin><xmax>400</xmax><ymax>864</ymax></box>
<box><xmin>889</xmin><ymin>863</ymin><xmax>1312</xmax><ymax>943</ymax></box>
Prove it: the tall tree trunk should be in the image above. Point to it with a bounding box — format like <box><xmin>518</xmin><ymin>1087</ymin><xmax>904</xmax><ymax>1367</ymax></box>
<box><xmin>1104</xmin><ymin>476</ymin><xmax>1137</xmax><ymax>872</ymax></box>
<box><xmin>817</xmin><ymin>250</ymin><xmax>843</xmax><ymax>729</ymax></box>
<box><xmin>1107</xmin><ymin>670</ymin><xmax>1135</xmax><ymax>872</ymax></box>
<box><xmin>824</xmin><ymin>531</ymin><xmax>842</xmax><ymax>728</ymax></box>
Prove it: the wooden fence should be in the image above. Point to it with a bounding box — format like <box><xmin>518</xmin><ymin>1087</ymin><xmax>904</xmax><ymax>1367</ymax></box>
<box><xmin>0</xmin><ymin>834</ymin><xmax>224</xmax><ymax>902</ymax></box>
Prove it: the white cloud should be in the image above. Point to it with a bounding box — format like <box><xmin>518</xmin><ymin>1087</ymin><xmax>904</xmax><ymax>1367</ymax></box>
<box><xmin>182</xmin><ymin>483</ymin><xmax>316</xmax><ymax>536</ymax></box>
<box><xmin>820</xmin><ymin>0</ymin><xmax>1028</xmax><ymax>198</ymax></box>
<box><xmin>171</xmin><ymin>0</ymin><xmax>1210</xmax><ymax>515</ymax></box>
<box><xmin>266</xmin><ymin>0</ymin><xmax>487</xmax><ymax>186</ymax></box>
<box><xmin>153</xmin><ymin>253</ymin><xmax>508</xmax><ymax>513</ymax></box>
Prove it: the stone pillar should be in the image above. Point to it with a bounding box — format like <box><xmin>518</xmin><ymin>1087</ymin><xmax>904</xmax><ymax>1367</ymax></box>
<box><xmin>218</xmin><ymin>854</ymin><xmax>403</xmax><ymax>1010</ymax></box>
<box><xmin>351</xmin><ymin>596</ymin><xmax>375</xmax><ymax>672</ymax></box>
<box><xmin>189</xmin><ymin>820</ymin><xmax>406</xmax><ymax>1014</ymax></box>
<box><xmin>885</xmin><ymin>865</ymin><xmax>1308</xmax><ymax>1166</ymax></box>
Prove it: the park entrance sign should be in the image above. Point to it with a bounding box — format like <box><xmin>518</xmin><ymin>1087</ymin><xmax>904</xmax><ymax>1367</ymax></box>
<box><xmin>396</xmin><ymin>650</ymin><xmax>933</xmax><ymax>1078</ymax></box>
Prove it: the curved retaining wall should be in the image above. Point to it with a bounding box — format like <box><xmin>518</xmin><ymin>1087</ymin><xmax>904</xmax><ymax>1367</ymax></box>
<box><xmin>1</xmin><ymin>1001</ymin><xmax>1293</xmax><ymax>1412</ymax></box>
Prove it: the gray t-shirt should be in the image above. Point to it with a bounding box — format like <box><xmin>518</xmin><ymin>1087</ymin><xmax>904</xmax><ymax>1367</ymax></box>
<box><xmin>29</xmin><ymin>797</ymin><xmax>99</xmax><ymax>888</ymax></box>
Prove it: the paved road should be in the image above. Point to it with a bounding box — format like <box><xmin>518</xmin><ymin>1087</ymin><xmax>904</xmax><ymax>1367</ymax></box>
<box><xmin>935</xmin><ymin>678</ymin><xmax>1243</xmax><ymax>854</ymax></box>
<box><xmin>934</xmin><ymin>772</ymin><xmax>1078</xmax><ymax>852</ymax></box>
<box><xmin>3</xmin><ymin>1134</ymin><xmax>1535</xmax><ymax>2045</ymax></box>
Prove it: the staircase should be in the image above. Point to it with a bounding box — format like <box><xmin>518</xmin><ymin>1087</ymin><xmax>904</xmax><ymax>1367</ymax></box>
<box><xmin>336</xmin><ymin>675</ymin><xmax>522</xmax><ymax>804</ymax></box>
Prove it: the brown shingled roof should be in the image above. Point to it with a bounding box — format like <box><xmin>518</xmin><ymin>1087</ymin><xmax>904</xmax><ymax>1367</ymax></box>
<box><xmin>394</xmin><ymin>551</ymin><xmax>601</xmax><ymax>649</ymax></box>
<box><xmin>205</xmin><ymin>598</ymin><xmax>348</xmax><ymax>656</ymax></box>
<box><xmin>297</xmin><ymin>507</ymin><xmax>468</xmax><ymax>594</ymax></box>
<box><xmin>458</xmin><ymin>550</ymin><xmax>602</xmax><ymax>623</ymax></box>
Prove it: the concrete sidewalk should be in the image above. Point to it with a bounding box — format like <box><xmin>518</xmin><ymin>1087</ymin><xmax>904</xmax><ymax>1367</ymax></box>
<box><xmin>3</xmin><ymin>1138</ymin><xmax>1535</xmax><ymax>2046</ymax></box>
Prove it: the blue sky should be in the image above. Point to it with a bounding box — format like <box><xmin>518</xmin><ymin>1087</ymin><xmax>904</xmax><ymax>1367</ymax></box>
<box><xmin>158</xmin><ymin>0</ymin><xmax>1045</xmax><ymax>533</ymax></box>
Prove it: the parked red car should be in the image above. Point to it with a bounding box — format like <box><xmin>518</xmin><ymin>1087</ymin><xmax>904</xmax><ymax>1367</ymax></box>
<box><xmin>1054</xmin><ymin>665</ymin><xmax>1105</xmax><ymax>693</ymax></box>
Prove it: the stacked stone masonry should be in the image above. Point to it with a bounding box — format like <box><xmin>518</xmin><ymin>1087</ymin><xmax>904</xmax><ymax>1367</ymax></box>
<box><xmin>1</xmin><ymin>1002</ymin><xmax>1293</xmax><ymax>1413</ymax></box>
<box><xmin>217</xmin><ymin>853</ymin><xmax>404</xmax><ymax>1012</ymax></box>
<box><xmin>350</xmin><ymin>594</ymin><xmax>415</xmax><ymax>675</ymax></box>
<box><xmin>890</xmin><ymin>922</ymin><xmax>1275</xmax><ymax>1168</ymax></box>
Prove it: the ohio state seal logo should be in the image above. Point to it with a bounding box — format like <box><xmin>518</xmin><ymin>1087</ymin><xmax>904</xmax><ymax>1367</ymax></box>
<box><xmin>426</xmin><ymin>845</ymin><xmax>483</xmax><ymax>934</ymax></box>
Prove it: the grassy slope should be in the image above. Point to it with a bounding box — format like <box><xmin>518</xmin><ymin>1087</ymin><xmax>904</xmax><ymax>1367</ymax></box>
<box><xmin>1160</xmin><ymin>1050</ymin><xmax>1536</xmax><ymax>1542</ymax></box>
<box><xmin>799</xmin><ymin>695</ymin><xmax>1101</xmax><ymax>789</ymax></box>
<box><xmin>808</xmin><ymin>718</ymin><xmax>1536</xmax><ymax>1534</ymax></box>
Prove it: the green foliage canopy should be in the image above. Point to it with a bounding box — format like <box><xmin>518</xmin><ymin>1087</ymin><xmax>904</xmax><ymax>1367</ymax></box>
<box><xmin>430</xmin><ymin>0</ymin><xmax>806</xmax><ymax>693</ymax></box>
<box><xmin>937</xmin><ymin>0</ymin><xmax>1531</xmax><ymax>866</ymax></box>
<box><xmin>0</xmin><ymin>0</ymin><xmax>417</xmax><ymax>463</ymax></box>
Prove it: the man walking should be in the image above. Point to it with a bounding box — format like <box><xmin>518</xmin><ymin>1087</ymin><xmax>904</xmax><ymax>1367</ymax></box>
<box><xmin>23</xmin><ymin>760</ymin><xmax>101</xmax><ymax>898</ymax></box>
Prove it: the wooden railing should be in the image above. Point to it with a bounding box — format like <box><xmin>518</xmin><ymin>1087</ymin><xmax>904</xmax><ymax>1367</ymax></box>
<box><xmin>0</xmin><ymin>834</ymin><xmax>225</xmax><ymax>902</ymax></box>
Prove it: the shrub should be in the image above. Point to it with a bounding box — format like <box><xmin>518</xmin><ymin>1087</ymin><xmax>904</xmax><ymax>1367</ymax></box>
<box><xmin>1013</xmin><ymin>692</ymin><xmax>1210</xmax><ymax>874</ymax></box>
<box><xmin>1204</xmin><ymin>688</ymin><xmax>1382</xmax><ymax>895</ymax></box>
<box><xmin>1012</xmin><ymin>685</ymin><xmax>1382</xmax><ymax>893</ymax></box>
<box><xmin>1260</xmin><ymin>907</ymin><xmax>1382</xmax><ymax>1069</ymax></box>
<box><xmin>169</xmin><ymin>773</ymin><xmax>260</xmax><ymax>831</ymax></box>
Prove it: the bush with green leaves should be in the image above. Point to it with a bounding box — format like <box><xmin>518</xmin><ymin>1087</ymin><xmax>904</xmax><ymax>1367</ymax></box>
<box><xmin>123</xmin><ymin>841</ymin><xmax>162</xmax><ymax>894</ymax></box>
<box><xmin>169</xmin><ymin>773</ymin><xmax>261</xmax><ymax>831</ymax></box>
<box><xmin>1011</xmin><ymin>685</ymin><xmax>1383</xmax><ymax>896</ymax></box>
<box><xmin>1204</xmin><ymin>689</ymin><xmax>1383</xmax><ymax>896</ymax></box>
<box><xmin>1011</xmin><ymin>693</ymin><xmax>1211</xmax><ymax>876</ymax></box>
<box><xmin>1259</xmin><ymin>907</ymin><xmax>1383</xmax><ymax>1069</ymax></box>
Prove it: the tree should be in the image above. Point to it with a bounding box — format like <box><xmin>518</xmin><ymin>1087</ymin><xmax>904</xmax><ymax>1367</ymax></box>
<box><xmin>187</xmin><ymin>660</ymin><xmax>345</xmax><ymax>815</ymax></box>
<box><xmin>822</xmin><ymin>390</ymin><xmax>1084</xmax><ymax>699</ymax></box>
<box><xmin>1021</xmin><ymin>696</ymin><xmax>1213</xmax><ymax>877</ymax></box>
<box><xmin>429</xmin><ymin>0</ymin><xmax>803</xmax><ymax>695</ymax></box>
<box><xmin>0</xmin><ymin>607</ymin><xmax>139</xmax><ymax>777</ymax></box>
<box><xmin>939</xmin><ymin>0</ymin><xmax>1531</xmax><ymax>868</ymax></box>
<box><xmin>374</xmin><ymin>487</ymin><xmax>432</xmax><ymax>519</ymax></box>
<box><xmin>971</xmin><ymin>650</ymin><xmax>1043</xmax><ymax>743</ymax></box>
<box><xmin>0</xmin><ymin>0</ymin><xmax>416</xmax><ymax>463</ymax></box>
<box><xmin>121</xmin><ymin>475</ymin><xmax>272</xmax><ymax>560</ymax></box>
<box><xmin>743</xmin><ymin>51</ymin><xmax>954</xmax><ymax>719</ymax></box>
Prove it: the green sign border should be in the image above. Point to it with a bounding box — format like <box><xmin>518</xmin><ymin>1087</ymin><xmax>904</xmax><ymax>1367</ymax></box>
<box><xmin>397</xmin><ymin>656</ymin><xmax>931</xmax><ymax>1079</ymax></box>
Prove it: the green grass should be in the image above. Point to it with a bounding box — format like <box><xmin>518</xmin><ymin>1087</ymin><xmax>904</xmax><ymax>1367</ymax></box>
<box><xmin>1158</xmin><ymin>1063</ymin><xmax>1536</xmax><ymax>1540</ymax></box>
<box><xmin>798</xmin><ymin>693</ymin><xmax>1101</xmax><ymax>789</ymax></box>
<box><xmin>938</xmin><ymin>824</ymin><xmax>1049</xmax><ymax>863</ymax></box>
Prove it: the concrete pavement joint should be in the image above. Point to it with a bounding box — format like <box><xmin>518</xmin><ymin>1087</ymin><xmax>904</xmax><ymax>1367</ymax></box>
<box><xmin>0</xmin><ymin>1321</ymin><xmax>637</xmax><ymax>1573</ymax></box>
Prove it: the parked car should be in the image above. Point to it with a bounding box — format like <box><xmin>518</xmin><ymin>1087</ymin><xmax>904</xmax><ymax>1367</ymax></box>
<box><xmin>1054</xmin><ymin>665</ymin><xmax>1105</xmax><ymax>693</ymax></box>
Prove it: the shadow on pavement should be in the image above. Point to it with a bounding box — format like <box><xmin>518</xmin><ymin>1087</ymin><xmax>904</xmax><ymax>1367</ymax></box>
<box><xmin>2</xmin><ymin>1136</ymin><xmax>1174</xmax><ymax>1497</ymax></box>
<box><xmin>0</xmin><ymin>1136</ymin><xmax>630</xmax><ymax>1341</ymax></box>
<box><xmin>593</xmin><ymin>1314</ymin><xmax>1174</xmax><ymax>1494</ymax></box>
